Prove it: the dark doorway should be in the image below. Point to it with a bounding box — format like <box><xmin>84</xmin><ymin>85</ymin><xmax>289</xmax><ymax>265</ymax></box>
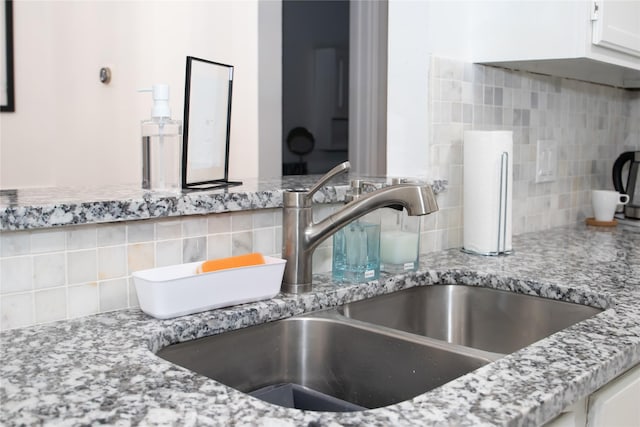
<box><xmin>282</xmin><ymin>0</ymin><xmax>349</xmax><ymax>176</ymax></box>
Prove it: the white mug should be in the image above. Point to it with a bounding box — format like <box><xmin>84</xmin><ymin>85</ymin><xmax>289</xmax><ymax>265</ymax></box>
<box><xmin>592</xmin><ymin>190</ymin><xmax>630</xmax><ymax>222</ymax></box>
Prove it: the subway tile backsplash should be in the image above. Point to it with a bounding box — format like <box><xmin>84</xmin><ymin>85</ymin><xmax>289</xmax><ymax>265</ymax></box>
<box><xmin>1</xmin><ymin>58</ymin><xmax>639</xmax><ymax>330</ymax></box>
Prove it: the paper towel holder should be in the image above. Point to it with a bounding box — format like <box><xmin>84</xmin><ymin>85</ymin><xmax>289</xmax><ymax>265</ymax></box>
<box><xmin>462</xmin><ymin>151</ymin><xmax>513</xmax><ymax>256</ymax></box>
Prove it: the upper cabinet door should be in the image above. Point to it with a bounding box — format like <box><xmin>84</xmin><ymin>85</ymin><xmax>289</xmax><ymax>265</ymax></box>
<box><xmin>592</xmin><ymin>0</ymin><xmax>640</xmax><ymax>57</ymax></box>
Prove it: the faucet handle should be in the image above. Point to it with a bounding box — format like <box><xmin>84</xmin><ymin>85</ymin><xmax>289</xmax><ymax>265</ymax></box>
<box><xmin>304</xmin><ymin>161</ymin><xmax>350</xmax><ymax>201</ymax></box>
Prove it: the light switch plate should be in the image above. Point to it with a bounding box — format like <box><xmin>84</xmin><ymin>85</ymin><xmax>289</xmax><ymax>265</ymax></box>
<box><xmin>536</xmin><ymin>140</ymin><xmax>557</xmax><ymax>183</ymax></box>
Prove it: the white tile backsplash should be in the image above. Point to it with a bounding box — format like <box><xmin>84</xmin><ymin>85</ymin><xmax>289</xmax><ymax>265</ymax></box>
<box><xmin>97</xmin><ymin>223</ymin><xmax>126</xmax><ymax>247</ymax></box>
<box><xmin>32</xmin><ymin>253</ymin><xmax>66</xmax><ymax>289</ymax></box>
<box><xmin>207</xmin><ymin>234</ymin><xmax>232</xmax><ymax>260</ymax></box>
<box><xmin>0</xmin><ymin>231</ymin><xmax>30</xmax><ymax>256</ymax></box>
<box><xmin>1</xmin><ymin>256</ymin><xmax>32</xmax><ymax>293</ymax></box>
<box><xmin>99</xmin><ymin>278</ymin><xmax>128</xmax><ymax>312</ymax></box>
<box><xmin>66</xmin><ymin>226</ymin><xmax>97</xmax><ymax>250</ymax></box>
<box><xmin>97</xmin><ymin>246</ymin><xmax>127</xmax><ymax>280</ymax></box>
<box><xmin>67</xmin><ymin>283</ymin><xmax>99</xmax><ymax>319</ymax></box>
<box><xmin>31</xmin><ymin>229</ymin><xmax>65</xmax><ymax>253</ymax></box>
<box><xmin>35</xmin><ymin>288</ymin><xmax>66</xmax><ymax>324</ymax></box>
<box><xmin>428</xmin><ymin>56</ymin><xmax>639</xmax><ymax>248</ymax></box>
<box><xmin>155</xmin><ymin>239</ymin><xmax>182</xmax><ymax>267</ymax></box>
<box><xmin>1</xmin><ymin>293</ymin><xmax>34</xmax><ymax>330</ymax></box>
<box><xmin>127</xmin><ymin>222</ymin><xmax>155</xmax><ymax>243</ymax></box>
<box><xmin>0</xmin><ymin>208</ymin><xmax>285</xmax><ymax>330</ymax></box>
<box><xmin>67</xmin><ymin>250</ymin><xmax>97</xmax><ymax>285</ymax></box>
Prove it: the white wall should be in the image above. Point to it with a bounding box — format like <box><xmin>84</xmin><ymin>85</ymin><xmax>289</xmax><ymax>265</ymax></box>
<box><xmin>0</xmin><ymin>0</ymin><xmax>279</xmax><ymax>189</ymax></box>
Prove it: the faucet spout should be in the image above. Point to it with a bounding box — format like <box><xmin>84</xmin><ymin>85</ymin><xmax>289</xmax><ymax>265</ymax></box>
<box><xmin>281</xmin><ymin>182</ymin><xmax>438</xmax><ymax>294</ymax></box>
<box><xmin>307</xmin><ymin>184</ymin><xmax>437</xmax><ymax>250</ymax></box>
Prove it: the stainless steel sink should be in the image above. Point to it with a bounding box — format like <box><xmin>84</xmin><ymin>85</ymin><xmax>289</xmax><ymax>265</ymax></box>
<box><xmin>157</xmin><ymin>315</ymin><xmax>491</xmax><ymax>411</ymax></box>
<box><xmin>339</xmin><ymin>285</ymin><xmax>603</xmax><ymax>354</ymax></box>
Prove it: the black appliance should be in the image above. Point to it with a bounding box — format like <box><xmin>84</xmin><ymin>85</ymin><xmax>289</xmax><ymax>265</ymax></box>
<box><xmin>613</xmin><ymin>151</ymin><xmax>640</xmax><ymax>219</ymax></box>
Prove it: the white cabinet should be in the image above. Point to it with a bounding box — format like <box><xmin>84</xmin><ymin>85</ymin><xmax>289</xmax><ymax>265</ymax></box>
<box><xmin>473</xmin><ymin>0</ymin><xmax>640</xmax><ymax>88</ymax></box>
<box><xmin>545</xmin><ymin>363</ymin><xmax>640</xmax><ymax>427</ymax></box>
<box><xmin>587</xmin><ymin>363</ymin><xmax>640</xmax><ymax>426</ymax></box>
<box><xmin>414</xmin><ymin>0</ymin><xmax>640</xmax><ymax>88</ymax></box>
<box><xmin>592</xmin><ymin>0</ymin><xmax>640</xmax><ymax>58</ymax></box>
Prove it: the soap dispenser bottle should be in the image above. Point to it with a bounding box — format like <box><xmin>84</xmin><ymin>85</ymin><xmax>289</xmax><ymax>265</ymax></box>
<box><xmin>380</xmin><ymin>178</ymin><xmax>421</xmax><ymax>273</ymax></box>
<box><xmin>140</xmin><ymin>84</ymin><xmax>182</xmax><ymax>192</ymax></box>
<box><xmin>332</xmin><ymin>180</ymin><xmax>381</xmax><ymax>283</ymax></box>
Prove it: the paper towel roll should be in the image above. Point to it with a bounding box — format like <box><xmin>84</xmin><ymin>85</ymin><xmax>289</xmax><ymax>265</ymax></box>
<box><xmin>463</xmin><ymin>130</ymin><xmax>513</xmax><ymax>255</ymax></box>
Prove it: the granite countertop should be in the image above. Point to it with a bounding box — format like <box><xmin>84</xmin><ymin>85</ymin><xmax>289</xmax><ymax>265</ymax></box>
<box><xmin>0</xmin><ymin>177</ymin><xmax>448</xmax><ymax>231</ymax></box>
<box><xmin>1</xmin><ymin>224</ymin><xmax>639</xmax><ymax>426</ymax></box>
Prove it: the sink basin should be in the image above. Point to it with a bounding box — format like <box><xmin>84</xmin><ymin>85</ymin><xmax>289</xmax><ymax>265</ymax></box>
<box><xmin>339</xmin><ymin>285</ymin><xmax>603</xmax><ymax>354</ymax></box>
<box><xmin>157</xmin><ymin>315</ymin><xmax>490</xmax><ymax>411</ymax></box>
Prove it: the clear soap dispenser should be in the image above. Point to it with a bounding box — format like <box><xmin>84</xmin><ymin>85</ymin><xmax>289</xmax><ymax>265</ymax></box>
<box><xmin>140</xmin><ymin>84</ymin><xmax>182</xmax><ymax>192</ymax></box>
<box><xmin>332</xmin><ymin>180</ymin><xmax>381</xmax><ymax>283</ymax></box>
<box><xmin>380</xmin><ymin>178</ymin><xmax>421</xmax><ymax>273</ymax></box>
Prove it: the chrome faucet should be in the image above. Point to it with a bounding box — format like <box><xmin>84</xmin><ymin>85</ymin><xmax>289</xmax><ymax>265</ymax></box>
<box><xmin>281</xmin><ymin>161</ymin><xmax>439</xmax><ymax>294</ymax></box>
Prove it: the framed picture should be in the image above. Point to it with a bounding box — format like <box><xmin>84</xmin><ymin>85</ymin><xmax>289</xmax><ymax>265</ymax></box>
<box><xmin>181</xmin><ymin>56</ymin><xmax>241</xmax><ymax>190</ymax></box>
<box><xmin>1</xmin><ymin>0</ymin><xmax>14</xmax><ymax>112</ymax></box>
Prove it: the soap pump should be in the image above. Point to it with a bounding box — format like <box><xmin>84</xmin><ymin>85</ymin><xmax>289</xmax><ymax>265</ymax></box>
<box><xmin>332</xmin><ymin>180</ymin><xmax>381</xmax><ymax>283</ymax></box>
<box><xmin>140</xmin><ymin>84</ymin><xmax>182</xmax><ymax>192</ymax></box>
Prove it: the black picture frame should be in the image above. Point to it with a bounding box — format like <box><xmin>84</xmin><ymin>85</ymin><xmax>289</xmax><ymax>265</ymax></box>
<box><xmin>1</xmin><ymin>0</ymin><xmax>15</xmax><ymax>112</ymax></box>
<box><xmin>181</xmin><ymin>56</ymin><xmax>241</xmax><ymax>190</ymax></box>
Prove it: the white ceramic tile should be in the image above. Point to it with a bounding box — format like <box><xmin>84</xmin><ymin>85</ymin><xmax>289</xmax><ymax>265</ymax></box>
<box><xmin>252</xmin><ymin>228</ymin><xmax>275</xmax><ymax>255</ymax></box>
<box><xmin>312</xmin><ymin>246</ymin><xmax>332</xmax><ymax>274</ymax></box>
<box><xmin>127</xmin><ymin>243</ymin><xmax>154</xmax><ymax>274</ymax></box>
<box><xmin>253</xmin><ymin>210</ymin><xmax>275</xmax><ymax>228</ymax></box>
<box><xmin>274</xmin><ymin>210</ymin><xmax>283</xmax><ymax>227</ymax></box>
<box><xmin>99</xmin><ymin>278</ymin><xmax>128</xmax><ymax>312</ymax></box>
<box><xmin>156</xmin><ymin>240</ymin><xmax>182</xmax><ymax>267</ymax></box>
<box><xmin>35</xmin><ymin>288</ymin><xmax>67</xmax><ymax>324</ymax></box>
<box><xmin>97</xmin><ymin>223</ymin><xmax>126</xmax><ymax>247</ymax></box>
<box><xmin>231</xmin><ymin>232</ymin><xmax>252</xmax><ymax>256</ymax></box>
<box><xmin>207</xmin><ymin>234</ymin><xmax>231</xmax><ymax>260</ymax></box>
<box><xmin>156</xmin><ymin>219</ymin><xmax>182</xmax><ymax>240</ymax></box>
<box><xmin>31</xmin><ymin>230</ymin><xmax>65</xmax><ymax>253</ymax></box>
<box><xmin>98</xmin><ymin>246</ymin><xmax>127</xmax><ymax>280</ymax></box>
<box><xmin>183</xmin><ymin>237</ymin><xmax>206</xmax><ymax>263</ymax></box>
<box><xmin>66</xmin><ymin>226</ymin><xmax>97</xmax><ymax>250</ymax></box>
<box><xmin>0</xmin><ymin>231</ymin><xmax>31</xmax><ymax>256</ymax></box>
<box><xmin>208</xmin><ymin>213</ymin><xmax>231</xmax><ymax>234</ymax></box>
<box><xmin>33</xmin><ymin>253</ymin><xmax>66</xmax><ymax>289</ymax></box>
<box><xmin>182</xmin><ymin>217</ymin><xmax>207</xmax><ymax>238</ymax></box>
<box><xmin>127</xmin><ymin>222</ymin><xmax>155</xmax><ymax>243</ymax></box>
<box><xmin>1</xmin><ymin>293</ymin><xmax>34</xmax><ymax>330</ymax></box>
<box><xmin>1</xmin><ymin>256</ymin><xmax>32</xmax><ymax>293</ymax></box>
<box><xmin>67</xmin><ymin>250</ymin><xmax>97</xmax><ymax>285</ymax></box>
<box><xmin>128</xmin><ymin>278</ymin><xmax>139</xmax><ymax>308</ymax></box>
<box><xmin>231</xmin><ymin>212</ymin><xmax>253</xmax><ymax>232</ymax></box>
<box><xmin>274</xmin><ymin>227</ymin><xmax>283</xmax><ymax>256</ymax></box>
<box><xmin>67</xmin><ymin>283</ymin><xmax>99</xmax><ymax>318</ymax></box>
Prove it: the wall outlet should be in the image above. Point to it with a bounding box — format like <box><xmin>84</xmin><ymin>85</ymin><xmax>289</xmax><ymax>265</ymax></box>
<box><xmin>536</xmin><ymin>140</ymin><xmax>557</xmax><ymax>183</ymax></box>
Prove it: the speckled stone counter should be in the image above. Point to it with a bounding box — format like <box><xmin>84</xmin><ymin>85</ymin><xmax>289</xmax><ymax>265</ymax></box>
<box><xmin>0</xmin><ymin>177</ymin><xmax>448</xmax><ymax>230</ymax></box>
<box><xmin>1</xmin><ymin>224</ymin><xmax>639</xmax><ymax>426</ymax></box>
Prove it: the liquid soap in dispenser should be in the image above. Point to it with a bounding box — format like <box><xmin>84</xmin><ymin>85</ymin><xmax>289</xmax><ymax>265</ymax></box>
<box><xmin>332</xmin><ymin>180</ymin><xmax>381</xmax><ymax>283</ymax></box>
<box><xmin>140</xmin><ymin>84</ymin><xmax>182</xmax><ymax>192</ymax></box>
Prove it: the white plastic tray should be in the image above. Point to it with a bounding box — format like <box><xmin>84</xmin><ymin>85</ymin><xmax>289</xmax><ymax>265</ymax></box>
<box><xmin>132</xmin><ymin>256</ymin><xmax>286</xmax><ymax>319</ymax></box>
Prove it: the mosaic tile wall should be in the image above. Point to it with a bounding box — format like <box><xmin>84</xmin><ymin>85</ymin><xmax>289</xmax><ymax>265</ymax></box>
<box><xmin>421</xmin><ymin>56</ymin><xmax>639</xmax><ymax>251</ymax></box>
<box><xmin>1</xmin><ymin>58</ymin><xmax>638</xmax><ymax>330</ymax></box>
